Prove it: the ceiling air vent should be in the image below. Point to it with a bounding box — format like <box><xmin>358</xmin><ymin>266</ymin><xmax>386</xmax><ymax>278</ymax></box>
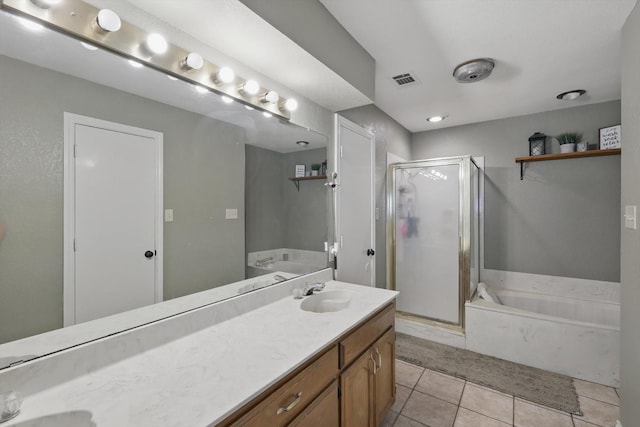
<box><xmin>392</xmin><ymin>73</ymin><xmax>418</xmax><ymax>87</ymax></box>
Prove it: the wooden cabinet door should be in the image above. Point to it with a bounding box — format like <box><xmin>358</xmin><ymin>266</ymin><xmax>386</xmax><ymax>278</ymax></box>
<box><xmin>340</xmin><ymin>348</ymin><xmax>375</xmax><ymax>427</ymax></box>
<box><xmin>373</xmin><ymin>329</ymin><xmax>396</xmax><ymax>426</ymax></box>
<box><xmin>288</xmin><ymin>381</ymin><xmax>339</xmax><ymax>427</ymax></box>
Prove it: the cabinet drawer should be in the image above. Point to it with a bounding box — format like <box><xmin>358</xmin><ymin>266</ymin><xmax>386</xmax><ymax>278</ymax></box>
<box><xmin>288</xmin><ymin>380</ymin><xmax>339</xmax><ymax>427</ymax></box>
<box><xmin>340</xmin><ymin>303</ymin><xmax>395</xmax><ymax>368</ymax></box>
<box><xmin>232</xmin><ymin>345</ymin><xmax>339</xmax><ymax>427</ymax></box>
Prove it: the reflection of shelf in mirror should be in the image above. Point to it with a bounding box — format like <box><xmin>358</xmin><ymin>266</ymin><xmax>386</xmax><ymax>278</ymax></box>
<box><xmin>515</xmin><ymin>148</ymin><xmax>621</xmax><ymax>180</ymax></box>
<box><xmin>289</xmin><ymin>175</ymin><xmax>327</xmax><ymax>191</ymax></box>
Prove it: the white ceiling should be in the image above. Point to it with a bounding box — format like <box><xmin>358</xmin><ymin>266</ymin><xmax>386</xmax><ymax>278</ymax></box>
<box><xmin>321</xmin><ymin>0</ymin><xmax>637</xmax><ymax>132</ymax></box>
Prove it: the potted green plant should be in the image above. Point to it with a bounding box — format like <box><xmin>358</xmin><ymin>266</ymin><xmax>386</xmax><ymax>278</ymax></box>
<box><xmin>310</xmin><ymin>163</ymin><xmax>322</xmax><ymax>176</ymax></box>
<box><xmin>556</xmin><ymin>132</ymin><xmax>581</xmax><ymax>153</ymax></box>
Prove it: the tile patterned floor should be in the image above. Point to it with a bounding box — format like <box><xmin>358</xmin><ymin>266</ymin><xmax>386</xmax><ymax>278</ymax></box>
<box><xmin>383</xmin><ymin>360</ymin><xmax>620</xmax><ymax>427</ymax></box>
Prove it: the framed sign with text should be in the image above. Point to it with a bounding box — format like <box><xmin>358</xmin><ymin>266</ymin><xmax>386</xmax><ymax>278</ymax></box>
<box><xmin>599</xmin><ymin>125</ymin><xmax>621</xmax><ymax>150</ymax></box>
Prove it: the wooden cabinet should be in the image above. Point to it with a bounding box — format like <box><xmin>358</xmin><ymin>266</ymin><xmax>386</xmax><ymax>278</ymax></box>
<box><xmin>340</xmin><ymin>328</ymin><xmax>396</xmax><ymax>427</ymax></box>
<box><xmin>219</xmin><ymin>302</ymin><xmax>395</xmax><ymax>427</ymax></box>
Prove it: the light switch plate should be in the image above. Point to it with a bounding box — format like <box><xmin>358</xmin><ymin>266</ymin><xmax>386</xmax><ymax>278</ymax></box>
<box><xmin>624</xmin><ymin>205</ymin><xmax>636</xmax><ymax>230</ymax></box>
<box><xmin>226</xmin><ymin>208</ymin><xmax>238</xmax><ymax>220</ymax></box>
<box><xmin>164</xmin><ymin>209</ymin><xmax>173</xmax><ymax>222</ymax></box>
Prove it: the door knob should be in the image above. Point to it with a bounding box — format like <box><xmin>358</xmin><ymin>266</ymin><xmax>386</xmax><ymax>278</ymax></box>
<box><xmin>144</xmin><ymin>250</ymin><xmax>154</xmax><ymax>259</ymax></box>
<box><xmin>367</xmin><ymin>248</ymin><xmax>375</xmax><ymax>256</ymax></box>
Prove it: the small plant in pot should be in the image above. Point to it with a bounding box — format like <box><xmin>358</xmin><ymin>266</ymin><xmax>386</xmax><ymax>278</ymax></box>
<box><xmin>556</xmin><ymin>132</ymin><xmax>581</xmax><ymax>153</ymax></box>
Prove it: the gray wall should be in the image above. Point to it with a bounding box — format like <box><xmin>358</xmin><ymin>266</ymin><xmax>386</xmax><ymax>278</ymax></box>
<box><xmin>338</xmin><ymin>105</ymin><xmax>412</xmax><ymax>288</ymax></box>
<box><xmin>620</xmin><ymin>3</ymin><xmax>640</xmax><ymax>424</ymax></box>
<box><xmin>239</xmin><ymin>0</ymin><xmax>375</xmax><ymax>101</ymax></box>
<box><xmin>0</xmin><ymin>55</ymin><xmax>245</xmax><ymax>343</ymax></box>
<box><xmin>412</xmin><ymin>101</ymin><xmax>621</xmax><ymax>282</ymax></box>
<box><xmin>245</xmin><ymin>146</ymin><xmax>328</xmax><ymax>254</ymax></box>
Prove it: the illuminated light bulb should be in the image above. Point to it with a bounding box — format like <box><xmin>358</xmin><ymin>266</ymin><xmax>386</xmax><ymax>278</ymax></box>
<box><xmin>128</xmin><ymin>60</ymin><xmax>143</xmax><ymax>68</ymax></box>
<box><xmin>215</xmin><ymin>67</ymin><xmax>235</xmax><ymax>84</ymax></box>
<box><xmin>81</xmin><ymin>41</ymin><xmax>98</xmax><ymax>51</ymax></box>
<box><xmin>283</xmin><ymin>98</ymin><xmax>298</xmax><ymax>112</ymax></box>
<box><xmin>426</xmin><ymin>115</ymin><xmax>445</xmax><ymax>123</ymax></box>
<box><xmin>146</xmin><ymin>33</ymin><xmax>168</xmax><ymax>54</ymax></box>
<box><xmin>96</xmin><ymin>9</ymin><xmax>121</xmax><ymax>32</ymax></box>
<box><xmin>240</xmin><ymin>80</ymin><xmax>260</xmax><ymax>95</ymax></box>
<box><xmin>260</xmin><ymin>90</ymin><xmax>279</xmax><ymax>104</ymax></box>
<box><xmin>184</xmin><ymin>52</ymin><xmax>204</xmax><ymax>70</ymax></box>
<box><xmin>221</xmin><ymin>96</ymin><xmax>233</xmax><ymax>104</ymax></box>
<box><xmin>263</xmin><ymin>112</ymin><xmax>273</xmax><ymax>118</ymax></box>
<box><xmin>16</xmin><ymin>16</ymin><xmax>44</xmax><ymax>32</ymax></box>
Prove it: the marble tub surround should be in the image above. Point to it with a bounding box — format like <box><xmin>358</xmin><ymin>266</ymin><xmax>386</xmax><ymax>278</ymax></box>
<box><xmin>248</xmin><ymin>248</ymin><xmax>327</xmax><ymax>272</ymax></box>
<box><xmin>481</xmin><ymin>269</ymin><xmax>620</xmax><ymax>303</ymax></box>
<box><xmin>0</xmin><ymin>278</ymin><xmax>397</xmax><ymax>426</ymax></box>
<box><xmin>0</xmin><ymin>271</ymin><xmax>300</xmax><ymax>370</ymax></box>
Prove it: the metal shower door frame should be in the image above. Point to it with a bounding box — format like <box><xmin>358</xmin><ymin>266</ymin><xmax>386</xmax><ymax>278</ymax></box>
<box><xmin>388</xmin><ymin>155</ymin><xmax>475</xmax><ymax>331</ymax></box>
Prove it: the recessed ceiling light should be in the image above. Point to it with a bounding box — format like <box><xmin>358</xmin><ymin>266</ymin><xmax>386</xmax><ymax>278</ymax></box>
<box><xmin>296</xmin><ymin>141</ymin><xmax>309</xmax><ymax>147</ymax></box>
<box><xmin>426</xmin><ymin>115</ymin><xmax>446</xmax><ymax>123</ymax></box>
<box><xmin>556</xmin><ymin>89</ymin><xmax>586</xmax><ymax>100</ymax></box>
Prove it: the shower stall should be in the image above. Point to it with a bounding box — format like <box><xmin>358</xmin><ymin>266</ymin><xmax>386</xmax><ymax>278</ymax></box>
<box><xmin>389</xmin><ymin>156</ymin><xmax>480</xmax><ymax>332</ymax></box>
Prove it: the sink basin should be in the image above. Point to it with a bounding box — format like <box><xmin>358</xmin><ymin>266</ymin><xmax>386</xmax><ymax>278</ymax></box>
<box><xmin>300</xmin><ymin>290</ymin><xmax>352</xmax><ymax>313</ymax></box>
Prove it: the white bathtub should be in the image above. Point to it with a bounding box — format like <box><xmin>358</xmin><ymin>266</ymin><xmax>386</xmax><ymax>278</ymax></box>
<box><xmin>466</xmin><ymin>276</ymin><xmax>620</xmax><ymax>387</ymax></box>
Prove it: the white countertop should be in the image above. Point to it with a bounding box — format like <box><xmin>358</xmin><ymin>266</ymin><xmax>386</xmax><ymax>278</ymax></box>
<box><xmin>5</xmin><ymin>281</ymin><xmax>397</xmax><ymax>426</ymax></box>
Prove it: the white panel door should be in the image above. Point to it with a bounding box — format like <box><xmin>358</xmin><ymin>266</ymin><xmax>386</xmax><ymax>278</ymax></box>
<box><xmin>336</xmin><ymin>116</ymin><xmax>375</xmax><ymax>286</ymax></box>
<box><xmin>65</xmin><ymin>114</ymin><xmax>163</xmax><ymax>325</ymax></box>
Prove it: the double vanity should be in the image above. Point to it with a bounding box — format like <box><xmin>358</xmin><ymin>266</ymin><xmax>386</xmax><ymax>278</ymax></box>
<box><xmin>0</xmin><ymin>269</ymin><xmax>397</xmax><ymax>426</ymax></box>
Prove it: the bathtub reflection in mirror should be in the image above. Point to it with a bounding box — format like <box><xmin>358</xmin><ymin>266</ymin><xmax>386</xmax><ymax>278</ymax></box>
<box><xmin>0</xmin><ymin>9</ymin><xmax>329</xmax><ymax>367</ymax></box>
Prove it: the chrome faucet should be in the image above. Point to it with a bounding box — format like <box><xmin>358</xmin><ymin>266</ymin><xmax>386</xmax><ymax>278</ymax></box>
<box><xmin>302</xmin><ymin>282</ymin><xmax>325</xmax><ymax>296</ymax></box>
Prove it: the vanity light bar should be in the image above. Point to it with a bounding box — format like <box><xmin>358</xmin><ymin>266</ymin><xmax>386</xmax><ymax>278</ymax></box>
<box><xmin>2</xmin><ymin>0</ymin><xmax>294</xmax><ymax>120</ymax></box>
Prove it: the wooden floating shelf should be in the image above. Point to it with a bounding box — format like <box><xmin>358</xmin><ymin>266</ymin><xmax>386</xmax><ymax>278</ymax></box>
<box><xmin>515</xmin><ymin>148</ymin><xmax>621</xmax><ymax>180</ymax></box>
<box><xmin>289</xmin><ymin>175</ymin><xmax>327</xmax><ymax>191</ymax></box>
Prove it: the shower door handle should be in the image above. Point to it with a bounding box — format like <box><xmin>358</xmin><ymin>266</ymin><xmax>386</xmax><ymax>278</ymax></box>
<box><xmin>366</xmin><ymin>248</ymin><xmax>375</xmax><ymax>256</ymax></box>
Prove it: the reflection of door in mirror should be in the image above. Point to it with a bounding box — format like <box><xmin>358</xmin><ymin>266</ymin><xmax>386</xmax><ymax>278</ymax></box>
<box><xmin>64</xmin><ymin>114</ymin><xmax>163</xmax><ymax>325</ymax></box>
<box><xmin>335</xmin><ymin>116</ymin><xmax>376</xmax><ymax>286</ymax></box>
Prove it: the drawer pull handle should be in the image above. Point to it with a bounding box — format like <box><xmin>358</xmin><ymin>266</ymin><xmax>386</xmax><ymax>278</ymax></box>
<box><xmin>375</xmin><ymin>347</ymin><xmax>382</xmax><ymax>369</ymax></box>
<box><xmin>370</xmin><ymin>353</ymin><xmax>377</xmax><ymax>375</ymax></box>
<box><xmin>276</xmin><ymin>392</ymin><xmax>302</xmax><ymax>415</ymax></box>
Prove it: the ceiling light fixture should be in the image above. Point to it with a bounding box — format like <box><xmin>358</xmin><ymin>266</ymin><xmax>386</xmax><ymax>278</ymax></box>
<box><xmin>453</xmin><ymin>58</ymin><xmax>495</xmax><ymax>83</ymax></box>
<box><xmin>556</xmin><ymin>89</ymin><xmax>586</xmax><ymax>100</ymax></box>
<box><xmin>146</xmin><ymin>33</ymin><xmax>168</xmax><ymax>55</ymax></box>
<box><xmin>215</xmin><ymin>67</ymin><xmax>235</xmax><ymax>84</ymax></box>
<box><xmin>240</xmin><ymin>80</ymin><xmax>260</xmax><ymax>96</ymax></box>
<box><xmin>96</xmin><ymin>9</ymin><xmax>121</xmax><ymax>32</ymax></box>
<box><xmin>282</xmin><ymin>98</ymin><xmax>298</xmax><ymax>112</ymax></box>
<box><xmin>296</xmin><ymin>141</ymin><xmax>309</xmax><ymax>147</ymax></box>
<box><xmin>426</xmin><ymin>115</ymin><xmax>446</xmax><ymax>123</ymax></box>
<box><xmin>182</xmin><ymin>52</ymin><xmax>203</xmax><ymax>70</ymax></box>
<box><xmin>260</xmin><ymin>90</ymin><xmax>279</xmax><ymax>104</ymax></box>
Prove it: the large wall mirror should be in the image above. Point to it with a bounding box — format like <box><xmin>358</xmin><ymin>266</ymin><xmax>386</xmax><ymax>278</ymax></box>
<box><xmin>0</xmin><ymin>7</ymin><xmax>329</xmax><ymax>368</ymax></box>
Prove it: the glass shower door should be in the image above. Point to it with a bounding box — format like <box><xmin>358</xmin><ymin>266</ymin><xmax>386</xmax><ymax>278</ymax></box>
<box><xmin>393</xmin><ymin>162</ymin><xmax>461</xmax><ymax>324</ymax></box>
